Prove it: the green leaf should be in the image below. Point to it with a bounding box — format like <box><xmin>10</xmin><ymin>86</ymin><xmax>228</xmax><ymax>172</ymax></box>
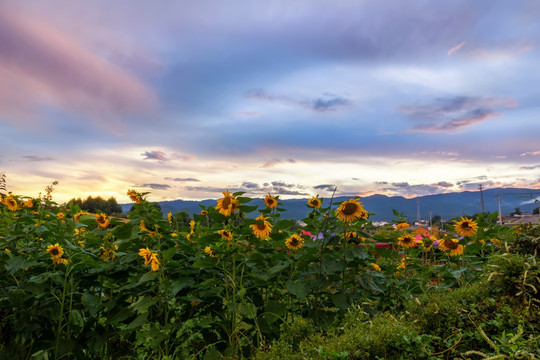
<box><xmin>170</xmin><ymin>278</ymin><xmax>195</xmax><ymax>296</ymax></box>
<box><xmin>130</xmin><ymin>296</ymin><xmax>158</xmax><ymax>311</ymax></box>
<box><xmin>265</xmin><ymin>301</ymin><xmax>287</xmax><ymax>324</ymax></box>
<box><xmin>193</xmin><ymin>257</ymin><xmax>218</xmax><ymax>269</ymax></box>
<box><xmin>239</xmin><ymin>205</ymin><xmax>258</xmax><ymax>213</ymax></box>
<box><xmin>5</xmin><ymin>256</ymin><xmax>37</xmax><ymax>274</ymax></box>
<box><xmin>331</xmin><ymin>294</ymin><xmax>348</xmax><ymax>310</ymax></box>
<box><xmin>81</xmin><ymin>292</ymin><xmax>100</xmax><ymax>316</ymax></box>
<box><xmin>112</xmin><ymin>222</ymin><xmax>133</xmax><ymax>240</ymax></box>
<box><xmin>137</xmin><ymin>272</ymin><xmax>159</xmax><ymax>285</ymax></box>
<box><xmin>124</xmin><ymin>312</ymin><xmax>149</xmax><ymax>330</ymax></box>
<box><xmin>286</xmin><ymin>279</ymin><xmax>307</xmax><ymax>299</ymax></box>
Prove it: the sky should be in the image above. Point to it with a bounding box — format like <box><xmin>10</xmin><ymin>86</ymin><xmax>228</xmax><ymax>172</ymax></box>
<box><xmin>1</xmin><ymin>0</ymin><xmax>540</xmax><ymax>204</ymax></box>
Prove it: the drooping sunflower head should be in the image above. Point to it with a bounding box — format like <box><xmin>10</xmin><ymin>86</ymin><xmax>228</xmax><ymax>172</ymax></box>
<box><xmin>396</xmin><ymin>222</ymin><xmax>410</xmax><ymax>230</ymax></box>
<box><xmin>127</xmin><ymin>190</ymin><xmax>142</xmax><ymax>204</ymax></box>
<box><xmin>95</xmin><ymin>213</ymin><xmax>110</xmax><ymax>228</ymax></box>
<box><xmin>264</xmin><ymin>194</ymin><xmax>278</xmax><ymax>209</ymax></box>
<box><xmin>336</xmin><ymin>198</ymin><xmax>365</xmax><ymax>223</ymax></box>
<box><xmin>219</xmin><ymin>229</ymin><xmax>233</xmax><ymax>241</ymax></box>
<box><xmin>167</xmin><ymin>212</ymin><xmax>173</xmax><ymax>224</ymax></box>
<box><xmin>250</xmin><ymin>214</ymin><xmax>272</xmax><ymax>240</ymax></box>
<box><xmin>397</xmin><ymin>234</ymin><xmax>417</xmax><ymax>248</ymax></box>
<box><xmin>203</xmin><ymin>246</ymin><xmax>216</xmax><ymax>257</ymax></box>
<box><xmin>138</xmin><ymin>247</ymin><xmax>153</xmax><ymax>264</ymax></box>
<box><xmin>215</xmin><ymin>190</ymin><xmax>239</xmax><ymax>216</ymax></box>
<box><xmin>285</xmin><ymin>234</ymin><xmax>304</xmax><ymax>250</ymax></box>
<box><xmin>454</xmin><ymin>217</ymin><xmax>478</xmax><ymax>237</ymax></box>
<box><xmin>370</xmin><ymin>263</ymin><xmax>382</xmax><ymax>272</ymax></box>
<box><xmin>3</xmin><ymin>196</ymin><xmax>18</xmax><ymax>211</ymax></box>
<box><xmin>308</xmin><ymin>196</ymin><xmax>322</xmax><ymax>209</ymax></box>
<box><xmin>46</xmin><ymin>243</ymin><xmax>64</xmax><ymax>258</ymax></box>
<box><xmin>439</xmin><ymin>238</ymin><xmax>464</xmax><ymax>256</ymax></box>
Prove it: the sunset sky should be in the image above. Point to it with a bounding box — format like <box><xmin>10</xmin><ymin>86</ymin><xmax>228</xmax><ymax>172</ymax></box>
<box><xmin>1</xmin><ymin>0</ymin><xmax>539</xmax><ymax>204</ymax></box>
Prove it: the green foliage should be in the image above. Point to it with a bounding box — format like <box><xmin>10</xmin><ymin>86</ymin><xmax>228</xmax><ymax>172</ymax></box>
<box><xmin>1</xmin><ymin>187</ymin><xmax>538</xmax><ymax>359</ymax></box>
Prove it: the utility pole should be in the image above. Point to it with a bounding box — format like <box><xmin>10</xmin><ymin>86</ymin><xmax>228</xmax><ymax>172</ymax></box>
<box><xmin>497</xmin><ymin>194</ymin><xmax>503</xmax><ymax>224</ymax></box>
<box><xmin>478</xmin><ymin>184</ymin><xmax>485</xmax><ymax>214</ymax></box>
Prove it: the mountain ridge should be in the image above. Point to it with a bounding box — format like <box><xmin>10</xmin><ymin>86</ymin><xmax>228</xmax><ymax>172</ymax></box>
<box><xmin>121</xmin><ymin>187</ymin><xmax>540</xmax><ymax>221</ymax></box>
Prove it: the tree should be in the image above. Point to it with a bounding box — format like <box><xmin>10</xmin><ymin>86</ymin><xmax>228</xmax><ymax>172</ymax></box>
<box><xmin>431</xmin><ymin>215</ymin><xmax>441</xmax><ymax>225</ymax></box>
<box><xmin>68</xmin><ymin>196</ymin><xmax>122</xmax><ymax>215</ymax></box>
<box><xmin>533</xmin><ymin>207</ymin><xmax>539</xmax><ymax>215</ymax></box>
<box><xmin>510</xmin><ymin>207</ymin><xmax>524</xmax><ymax>216</ymax></box>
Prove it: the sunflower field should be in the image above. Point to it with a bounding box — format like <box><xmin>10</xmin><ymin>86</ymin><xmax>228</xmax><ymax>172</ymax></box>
<box><xmin>0</xmin><ymin>186</ymin><xmax>538</xmax><ymax>359</ymax></box>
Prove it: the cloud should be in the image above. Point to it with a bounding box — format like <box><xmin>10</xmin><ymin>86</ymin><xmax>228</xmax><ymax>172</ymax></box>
<box><xmin>436</xmin><ymin>181</ymin><xmax>454</xmax><ymax>188</ymax></box>
<box><xmin>400</xmin><ymin>96</ymin><xmax>517</xmax><ymax>133</ymax></box>
<box><xmin>313</xmin><ymin>184</ymin><xmax>336</xmax><ymax>191</ymax></box>
<box><xmin>245</xmin><ymin>89</ymin><xmax>353</xmax><ymax>113</ymax></box>
<box><xmin>0</xmin><ymin>4</ymin><xmax>156</xmax><ymax>128</ymax></box>
<box><xmin>447</xmin><ymin>41</ymin><xmax>466</xmax><ymax>55</ymax></box>
<box><xmin>241</xmin><ymin>181</ymin><xmax>260</xmax><ymax>189</ymax></box>
<box><xmin>140</xmin><ymin>183</ymin><xmax>171</xmax><ymax>190</ymax></box>
<box><xmin>520</xmin><ymin>164</ymin><xmax>540</xmax><ymax>170</ymax></box>
<box><xmin>21</xmin><ymin>155</ymin><xmax>54</xmax><ymax>162</ymax></box>
<box><xmin>141</xmin><ymin>150</ymin><xmax>169</xmax><ymax>162</ymax></box>
<box><xmin>520</xmin><ymin>150</ymin><xmax>540</xmax><ymax>157</ymax></box>
<box><xmin>165</xmin><ymin>177</ymin><xmax>201</xmax><ymax>182</ymax></box>
<box><xmin>261</xmin><ymin>159</ymin><xmax>296</xmax><ymax>168</ymax></box>
<box><xmin>230</xmin><ymin>112</ymin><xmax>260</xmax><ymax>117</ymax></box>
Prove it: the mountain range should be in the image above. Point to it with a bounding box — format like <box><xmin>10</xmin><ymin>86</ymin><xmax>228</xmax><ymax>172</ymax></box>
<box><xmin>121</xmin><ymin>188</ymin><xmax>540</xmax><ymax>222</ymax></box>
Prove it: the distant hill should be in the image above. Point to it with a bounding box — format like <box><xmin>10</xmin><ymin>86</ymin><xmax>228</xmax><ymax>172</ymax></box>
<box><xmin>121</xmin><ymin>188</ymin><xmax>540</xmax><ymax>221</ymax></box>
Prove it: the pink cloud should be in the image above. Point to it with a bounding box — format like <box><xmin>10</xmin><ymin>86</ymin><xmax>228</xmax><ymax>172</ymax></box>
<box><xmin>0</xmin><ymin>4</ymin><xmax>157</xmax><ymax>129</ymax></box>
<box><xmin>447</xmin><ymin>41</ymin><xmax>466</xmax><ymax>55</ymax></box>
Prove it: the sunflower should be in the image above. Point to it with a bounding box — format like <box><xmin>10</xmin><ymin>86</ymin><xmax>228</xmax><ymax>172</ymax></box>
<box><xmin>138</xmin><ymin>247</ymin><xmax>153</xmax><ymax>264</ymax></box>
<box><xmin>396</xmin><ymin>222</ymin><xmax>410</xmax><ymax>230</ymax></box>
<box><xmin>439</xmin><ymin>238</ymin><xmax>464</xmax><ymax>256</ymax></box>
<box><xmin>46</xmin><ymin>243</ymin><xmax>64</xmax><ymax>258</ymax></box>
<box><xmin>150</xmin><ymin>254</ymin><xmax>160</xmax><ymax>271</ymax></box>
<box><xmin>285</xmin><ymin>234</ymin><xmax>304</xmax><ymax>250</ymax></box>
<box><xmin>218</xmin><ymin>229</ymin><xmax>233</xmax><ymax>241</ymax></box>
<box><xmin>490</xmin><ymin>238</ymin><xmax>501</xmax><ymax>246</ymax></box>
<box><xmin>215</xmin><ymin>190</ymin><xmax>239</xmax><ymax>216</ymax></box>
<box><xmin>189</xmin><ymin>220</ymin><xmax>196</xmax><ymax>234</ymax></box>
<box><xmin>23</xmin><ymin>199</ymin><xmax>34</xmax><ymax>208</ymax></box>
<box><xmin>250</xmin><ymin>214</ymin><xmax>272</xmax><ymax>240</ymax></box>
<box><xmin>95</xmin><ymin>213</ymin><xmax>110</xmax><ymax>228</ymax></box>
<box><xmin>454</xmin><ymin>217</ymin><xmax>478</xmax><ymax>237</ymax></box>
<box><xmin>344</xmin><ymin>231</ymin><xmax>358</xmax><ymax>241</ymax></box>
<box><xmin>127</xmin><ymin>189</ymin><xmax>142</xmax><ymax>204</ymax></box>
<box><xmin>370</xmin><ymin>263</ymin><xmax>381</xmax><ymax>272</ymax></box>
<box><xmin>336</xmin><ymin>198</ymin><xmax>365</xmax><ymax>223</ymax></box>
<box><xmin>2</xmin><ymin>196</ymin><xmax>18</xmax><ymax>211</ymax></box>
<box><xmin>57</xmin><ymin>212</ymin><xmax>65</xmax><ymax>220</ymax></box>
<box><xmin>167</xmin><ymin>212</ymin><xmax>173</xmax><ymax>224</ymax></box>
<box><xmin>100</xmin><ymin>245</ymin><xmax>118</xmax><ymax>262</ymax></box>
<box><xmin>308</xmin><ymin>196</ymin><xmax>322</xmax><ymax>209</ymax></box>
<box><xmin>74</xmin><ymin>211</ymin><xmax>88</xmax><ymax>222</ymax></box>
<box><xmin>201</xmin><ymin>210</ymin><xmax>209</xmax><ymax>216</ymax></box>
<box><xmin>52</xmin><ymin>257</ymin><xmax>68</xmax><ymax>265</ymax></box>
<box><xmin>419</xmin><ymin>235</ymin><xmax>436</xmax><ymax>251</ymax></box>
<box><xmin>264</xmin><ymin>194</ymin><xmax>278</xmax><ymax>209</ymax></box>
<box><xmin>397</xmin><ymin>234</ymin><xmax>417</xmax><ymax>248</ymax></box>
<box><xmin>203</xmin><ymin>246</ymin><xmax>216</xmax><ymax>257</ymax></box>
